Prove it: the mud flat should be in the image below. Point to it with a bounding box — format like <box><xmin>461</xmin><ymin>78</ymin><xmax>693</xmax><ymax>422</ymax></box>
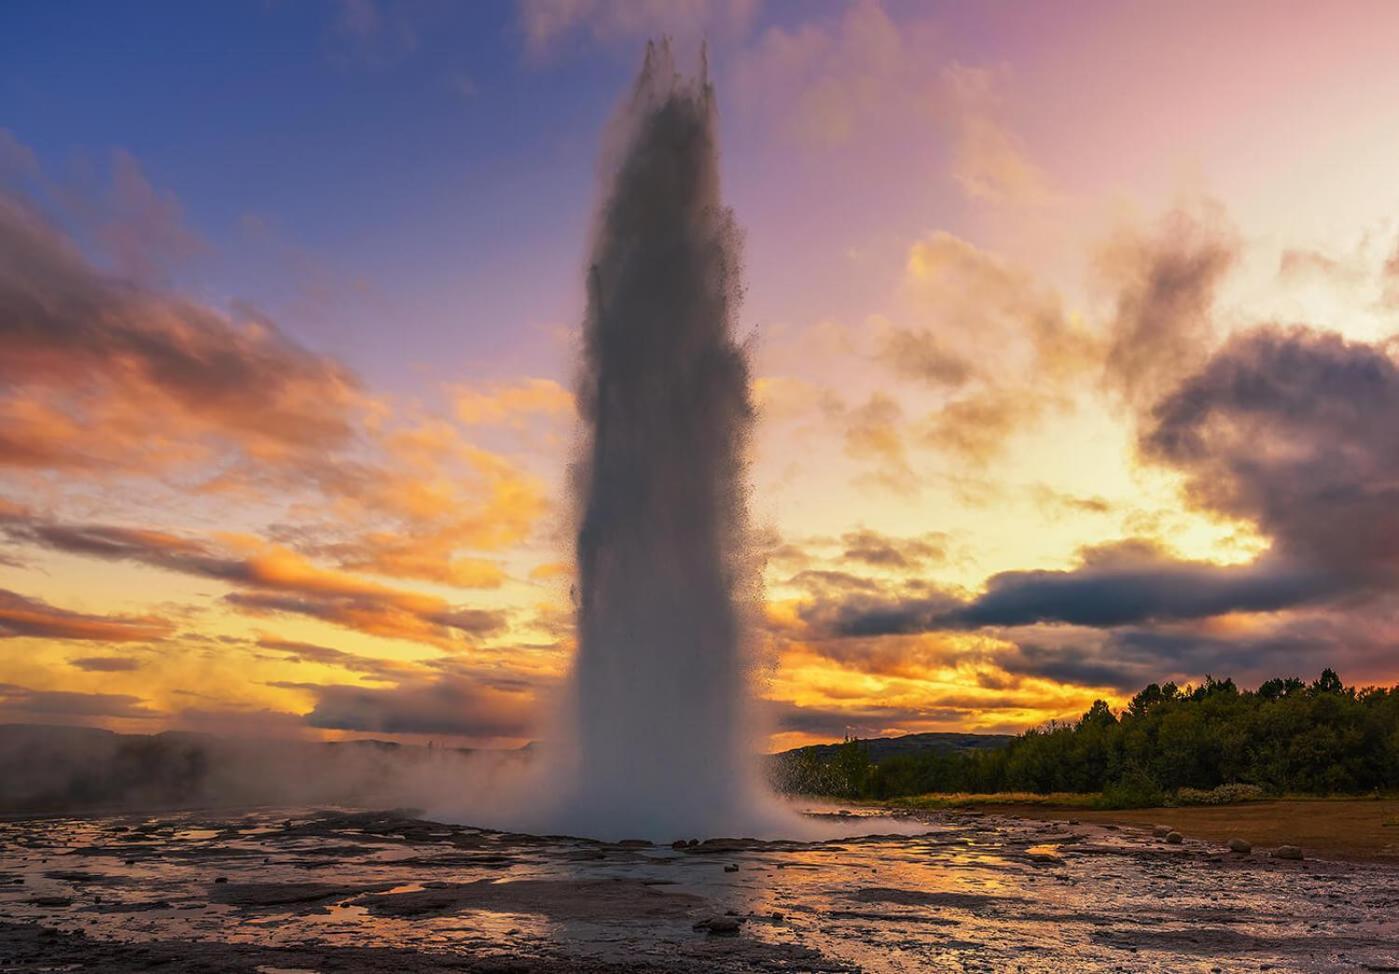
<box><xmin>1</xmin><ymin>806</ymin><xmax>1397</xmax><ymax>972</ymax></box>
<box><xmin>963</xmin><ymin>797</ymin><xmax>1399</xmax><ymax>863</ymax></box>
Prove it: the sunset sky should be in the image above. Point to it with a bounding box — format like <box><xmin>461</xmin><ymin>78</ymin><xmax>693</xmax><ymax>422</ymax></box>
<box><xmin>3</xmin><ymin>0</ymin><xmax>1398</xmax><ymax>751</ymax></box>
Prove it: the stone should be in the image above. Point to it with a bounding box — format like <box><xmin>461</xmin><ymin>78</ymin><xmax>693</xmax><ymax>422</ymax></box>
<box><xmin>1227</xmin><ymin>838</ymin><xmax>1252</xmax><ymax>854</ymax></box>
<box><xmin>693</xmin><ymin>915</ymin><xmax>742</xmax><ymax>935</ymax></box>
<box><xmin>723</xmin><ymin>864</ymin><xmax>739</xmax><ymax>872</ymax></box>
<box><xmin>1152</xmin><ymin>825</ymin><xmax>1172</xmax><ymax>838</ymax></box>
<box><xmin>1166</xmin><ymin>831</ymin><xmax>1183</xmax><ymax>844</ymax></box>
<box><xmin>1273</xmin><ymin>845</ymin><xmax>1303</xmax><ymax>860</ymax></box>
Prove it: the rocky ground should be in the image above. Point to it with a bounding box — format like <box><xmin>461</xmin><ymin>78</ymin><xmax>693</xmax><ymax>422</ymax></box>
<box><xmin>1</xmin><ymin>806</ymin><xmax>1397</xmax><ymax>972</ymax></box>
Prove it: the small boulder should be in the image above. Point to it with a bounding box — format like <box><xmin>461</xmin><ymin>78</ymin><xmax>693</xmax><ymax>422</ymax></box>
<box><xmin>1227</xmin><ymin>838</ymin><xmax>1251</xmax><ymax>854</ymax></box>
<box><xmin>1027</xmin><ymin>850</ymin><xmax>1063</xmax><ymax>865</ymax></box>
<box><xmin>1152</xmin><ymin>825</ymin><xmax>1172</xmax><ymax>838</ymax></box>
<box><xmin>1165</xmin><ymin>831</ymin><xmax>1183</xmax><ymax>845</ymax></box>
<box><xmin>723</xmin><ymin>864</ymin><xmax>739</xmax><ymax>873</ymax></box>
<box><xmin>1273</xmin><ymin>845</ymin><xmax>1303</xmax><ymax>860</ymax></box>
<box><xmin>693</xmin><ymin>915</ymin><xmax>742</xmax><ymax>935</ymax></box>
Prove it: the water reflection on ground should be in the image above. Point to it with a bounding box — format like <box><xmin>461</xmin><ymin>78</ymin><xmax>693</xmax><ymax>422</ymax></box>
<box><xmin>2</xmin><ymin>805</ymin><xmax>1396</xmax><ymax>972</ymax></box>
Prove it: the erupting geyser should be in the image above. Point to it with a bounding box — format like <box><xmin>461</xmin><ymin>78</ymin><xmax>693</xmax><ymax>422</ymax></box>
<box><xmin>559</xmin><ymin>42</ymin><xmax>774</xmax><ymax>840</ymax></box>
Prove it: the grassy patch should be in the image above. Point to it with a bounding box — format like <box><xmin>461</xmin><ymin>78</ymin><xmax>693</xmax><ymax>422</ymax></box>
<box><xmin>887</xmin><ymin>791</ymin><xmax>1103</xmax><ymax>810</ymax></box>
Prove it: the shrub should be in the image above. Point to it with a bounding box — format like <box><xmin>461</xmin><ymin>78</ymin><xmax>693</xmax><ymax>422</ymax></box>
<box><xmin>1173</xmin><ymin>783</ymin><xmax>1266</xmax><ymax>805</ymax></box>
<box><xmin>1095</xmin><ymin>770</ymin><xmax>1165</xmax><ymax>809</ymax></box>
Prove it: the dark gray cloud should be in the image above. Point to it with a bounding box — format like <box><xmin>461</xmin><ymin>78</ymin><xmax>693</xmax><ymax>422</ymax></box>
<box><xmin>802</xmin><ymin>588</ymin><xmax>963</xmax><ymax>638</ymax></box>
<box><xmin>1101</xmin><ymin>205</ymin><xmax>1237</xmax><ymax>410</ymax></box>
<box><xmin>995</xmin><ymin>639</ymin><xmax>1144</xmax><ymax>691</ymax></box>
<box><xmin>802</xmin><ymin>537</ymin><xmax>1339</xmax><ymax>637</ymax></box>
<box><xmin>1144</xmin><ymin>325</ymin><xmax>1399</xmax><ymax>578</ymax></box>
<box><xmin>997</xmin><ymin>598</ymin><xmax>1399</xmax><ymax>692</ymax></box>
<box><xmin>68</xmin><ymin>657</ymin><xmax>142</xmax><ymax>672</ymax></box>
<box><xmin>839</xmin><ymin>529</ymin><xmax>947</xmax><ymax>570</ymax></box>
<box><xmin>0</xmin><ymin>683</ymin><xmax>158</xmax><ymax>719</ymax></box>
<box><xmin>945</xmin><ymin>550</ymin><xmax>1334</xmax><ymax>629</ymax></box>
<box><xmin>767</xmin><ymin>699</ymin><xmax>973</xmax><ymax>739</ymax></box>
<box><xmin>254</xmin><ymin>636</ymin><xmax>416</xmax><ymax>681</ymax></box>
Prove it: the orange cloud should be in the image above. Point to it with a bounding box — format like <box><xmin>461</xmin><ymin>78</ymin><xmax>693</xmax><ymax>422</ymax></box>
<box><xmin>1</xmin><ymin>510</ymin><xmax>507</xmax><ymax>649</ymax></box>
<box><xmin>0</xmin><ymin>194</ymin><xmax>360</xmax><ymax>477</ymax></box>
<box><xmin>528</xmin><ymin>561</ymin><xmax>571</xmax><ymax>582</ymax></box>
<box><xmin>452</xmin><ymin>377</ymin><xmax>573</xmax><ymax>426</ymax></box>
<box><xmin>308</xmin><ymin>425</ymin><xmax>550</xmax><ymax>586</ymax></box>
<box><xmin>0</xmin><ymin>589</ymin><xmax>171</xmax><ymax>642</ymax></box>
<box><xmin>2</xmin><ymin>163</ymin><xmax>555</xmax><ymax>599</ymax></box>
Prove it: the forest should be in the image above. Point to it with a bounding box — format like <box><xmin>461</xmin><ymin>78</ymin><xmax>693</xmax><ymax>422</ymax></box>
<box><xmin>772</xmin><ymin>671</ymin><xmax>1399</xmax><ymax>806</ymax></box>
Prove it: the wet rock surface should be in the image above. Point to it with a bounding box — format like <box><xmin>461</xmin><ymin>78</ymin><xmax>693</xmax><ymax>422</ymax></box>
<box><xmin>0</xmin><ymin>806</ymin><xmax>1396</xmax><ymax>972</ymax></box>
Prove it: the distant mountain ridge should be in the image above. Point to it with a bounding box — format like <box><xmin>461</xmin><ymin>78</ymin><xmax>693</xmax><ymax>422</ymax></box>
<box><xmin>776</xmin><ymin>731</ymin><xmax>1013</xmax><ymax>765</ymax></box>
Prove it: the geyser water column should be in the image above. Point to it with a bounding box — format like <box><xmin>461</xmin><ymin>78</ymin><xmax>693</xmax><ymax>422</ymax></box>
<box><xmin>564</xmin><ymin>43</ymin><xmax>767</xmax><ymax>840</ymax></box>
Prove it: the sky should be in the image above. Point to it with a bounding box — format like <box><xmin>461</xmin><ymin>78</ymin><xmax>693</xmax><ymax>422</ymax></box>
<box><xmin>2</xmin><ymin>0</ymin><xmax>1398</xmax><ymax>751</ymax></box>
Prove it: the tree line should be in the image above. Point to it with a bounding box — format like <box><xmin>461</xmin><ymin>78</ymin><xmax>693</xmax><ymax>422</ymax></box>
<box><xmin>771</xmin><ymin>671</ymin><xmax>1399</xmax><ymax>805</ymax></box>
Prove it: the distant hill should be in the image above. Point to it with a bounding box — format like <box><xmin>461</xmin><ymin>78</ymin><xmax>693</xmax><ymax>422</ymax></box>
<box><xmin>776</xmin><ymin>731</ymin><xmax>1013</xmax><ymax>765</ymax></box>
